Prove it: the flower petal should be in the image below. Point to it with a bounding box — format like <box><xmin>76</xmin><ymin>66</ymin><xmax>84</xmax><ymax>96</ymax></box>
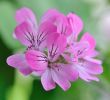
<box><xmin>57</xmin><ymin>64</ymin><xmax>79</xmax><ymax>82</ymax></box>
<box><xmin>36</xmin><ymin>21</ymin><xmax>57</xmax><ymax>50</ymax></box>
<box><xmin>74</xmin><ymin>56</ymin><xmax>103</xmax><ymax>82</ymax></box>
<box><xmin>47</xmin><ymin>33</ymin><xmax>67</xmax><ymax>61</ymax></box>
<box><xmin>67</xmin><ymin>13</ymin><xmax>83</xmax><ymax>40</ymax></box>
<box><xmin>56</xmin><ymin>15</ymin><xmax>72</xmax><ymax>36</ymax></box>
<box><xmin>38</xmin><ymin>21</ymin><xmax>57</xmax><ymax>35</ymax></box>
<box><xmin>41</xmin><ymin>68</ymin><xmax>56</xmax><ymax>91</ymax></box>
<box><xmin>79</xmin><ymin>67</ymin><xmax>99</xmax><ymax>82</ymax></box>
<box><xmin>15</xmin><ymin>21</ymin><xmax>36</xmax><ymax>46</ymax></box>
<box><xmin>84</xmin><ymin>57</ymin><xmax>103</xmax><ymax>74</ymax></box>
<box><xmin>87</xmin><ymin>50</ymin><xmax>99</xmax><ymax>57</ymax></box>
<box><xmin>26</xmin><ymin>50</ymin><xmax>48</xmax><ymax>71</ymax></box>
<box><xmin>41</xmin><ymin>9</ymin><xmax>60</xmax><ymax>23</ymax></box>
<box><xmin>15</xmin><ymin>7</ymin><xmax>37</xmax><ymax>28</ymax></box>
<box><xmin>81</xmin><ymin>32</ymin><xmax>96</xmax><ymax>50</ymax></box>
<box><xmin>75</xmin><ymin>64</ymin><xmax>99</xmax><ymax>82</ymax></box>
<box><xmin>7</xmin><ymin>54</ymin><xmax>32</xmax><ymax>75</ymax></box>
<box><xmin>51</xmin><ymin>65</ymin><xmax>71</xmax><ymax>91</ymax></box>
<box><xmin>67</xmin><ymin>34</ymin><xmax>76</xmax><ymax>44</ymax></box>
<box><xmin>72</xmin><ymin>41</ymin><xmax>89</xmax><ymax>59</ymax></box>
<box><xmin>42</xmin><ymin>9</ymin><xmax>72</xmax><ymax>37</ymax></box>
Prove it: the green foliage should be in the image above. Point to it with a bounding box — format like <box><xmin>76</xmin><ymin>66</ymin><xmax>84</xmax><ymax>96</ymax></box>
<box><xmin>0</xmin><ymin>33</ymin><xmax>14</xmax><ymax>100</ymax></box>
<box><xmin>0</xmin><ymin>2</ymin><xmax>23</xmax><ymax>50</ymax></box>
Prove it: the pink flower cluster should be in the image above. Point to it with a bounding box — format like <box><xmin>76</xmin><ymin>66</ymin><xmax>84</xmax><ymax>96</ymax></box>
<box><xmin>7</xmin><ymin>8</ymin><xmax>103</xmax><ymax>91</ymax></box>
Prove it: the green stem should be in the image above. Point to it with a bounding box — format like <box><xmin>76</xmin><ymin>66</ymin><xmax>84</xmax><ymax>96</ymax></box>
<box><xmin>6</xmin><ymin>70</ymin><xmax>33</xmax><ymax>100</ymax></box>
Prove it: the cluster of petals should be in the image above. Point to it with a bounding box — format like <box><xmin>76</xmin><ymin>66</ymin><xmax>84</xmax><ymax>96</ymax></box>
<box><xmin>7</xmin><ymin>7</ymin><xmax>103</xmax><ymax>91</ymax></box>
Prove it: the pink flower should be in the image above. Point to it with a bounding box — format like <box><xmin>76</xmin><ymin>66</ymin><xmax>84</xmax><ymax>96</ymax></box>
<box><xmin>25</xmin><ymin>33</ymin><xmax>78</xmax><ymax>91</ymax></box>
<box><xmin>67</xmin><ymin>32</ymin><xmax>103</xmax><ymax>82</ymax></box>
<box><xmin>7</xmin><ymin>8</ymin><xmax>57</xmax><ymax>75</ymax></box>
<box><xmin>7</xmin><ymin>7</ymin><xmax>103</xmax><ymax>91</ymax></box>
<box><xmin>63</xmin><ymin>13</ymin><xmax>103</xmax><ymax>82</ymax></box>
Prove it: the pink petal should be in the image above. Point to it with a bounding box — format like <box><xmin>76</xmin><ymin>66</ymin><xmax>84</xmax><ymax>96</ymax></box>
<box><xmin>26</xmin><ymin>50</ymin><xmax>48</xmax><ymax>71</ymax></box>
<box><xmin>51</xmin><ymin>66</ymin><xmax>71</xmax><ymax>91</ymax></box>
<box><xmin>84</xmin><ymin>57</ymin><xmax>103</xmax><ymax>74</ymax></box>
<box><xmin>75</xmin><ymin>64</ymin><xmax>99</xmax><ymax>82</ymax></box>
<box><xmin>85</xmin><ymin>56</ymin><xmax>102</xmax><ymax>64</ymax></box>
<box><xmin>42</xmin><ymin>9</ymin><xmax>72</xmax><ymax>37</ymax></box>
<box><xmin>56</xmin><ymin>15</ymin><xmax>72</xmax><ymax>37</ymax></box>
<box><xmin>67</xmin><ymin>34</ymin><xmax>76</xmax><ymax>44</ymax></box>
<box><xmin>15</xmin><ymin>7</ymin><xmax>37</xmax><ymax>28</ymax></box>
<box><xmin>81</xmin><ymin>32</ymin><xmax>96</xmax><ymax>51</ymax></box>
<box><xmin>67</xmin><ymin>13</ymin><xmax>83</xmax><ymax>40</ymax></box>
<box><xmin>87</xmin><ymin>50</ymin><xmax>99</xmax><ymax>57</ymax></box>
<box><xmin>41</xmin><ymin>9</ymin><xmax>60</xmax><ymax>23</ymax></box>
<box><xmin>57</xmin><ymin>64</ymin><xmax>79</xmax><ymax>82</ymax></box>
<box><xmin>38</xmin><ymin>21</ymin><xmax>57</xmax><ymax>35</ymax></box>
<box><xmin>37</xmin><ymin>21</ymin><xmax>57</xmax><ymax>50</ymax></box>
<box><xmin>72</xmin><ymin>41</ymin><xmax>89</xmax><ymax>58</ymax></box>
<box><xmin>47</xmin><ymin>33</ymin><xmax>67</xmax><ymax>61</ymax></box>
<box><xmin>13</xmin><ymin>32</ymin><xmax>17</xmax><ymax>39</ymax></box>
<box><xmin>41</xmin><ymin>68</ymin><xmax>56</xmax><ymax>91</ymax></box>
<box><xmin>79</xmin><ymin>67</ymin><xmax>99</xmax><ymax>82</ymax></box>
<box><xmin>7</xmin><ymin>54</ymin><xmax>32</xmax><ymax>75</ymax></box>
<box><xmin>15</xmin><ymin>22</ymin><xmax>36</xmax><ymax>46</ymax></box>
<box><xmin>73</xmin><ymin>56</ymin><xmax>103</xmax><ymax>82</ymax></box>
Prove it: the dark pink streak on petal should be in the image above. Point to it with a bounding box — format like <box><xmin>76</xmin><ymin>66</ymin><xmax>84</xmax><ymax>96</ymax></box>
<box><xmin>15</xmin><ymin>22</ymin><xmax>36</xmax><ymax>47</ymax></box>
<box><xmin>56</xmin><ymin>15</ymin><xmax>72</xmax><ymax>37</ymax></box>
<box><xmin>37</xmin><ymin>21</ymin><xmax>57</xmax><ymax>50</ymax></box>
<box><xmin>47</xmin><ymin>33</ymin><xmax>67</xmax><ymax>62</ymax></box>
<box><xmin>26</xmin><ymin>50</ymin><xmax>48</xmax><ymax>71</ymax></box>
<box><xmin>72</xmin><ymin>42</ymin><xmax>89</xmax><ymax>59</ymax></box>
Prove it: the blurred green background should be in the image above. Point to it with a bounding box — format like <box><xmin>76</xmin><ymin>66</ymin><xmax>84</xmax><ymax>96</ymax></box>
<box><xmin>0</xmin><ymin>0</ymin><xmax>110</xmax><ymax>100</ymax></box>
